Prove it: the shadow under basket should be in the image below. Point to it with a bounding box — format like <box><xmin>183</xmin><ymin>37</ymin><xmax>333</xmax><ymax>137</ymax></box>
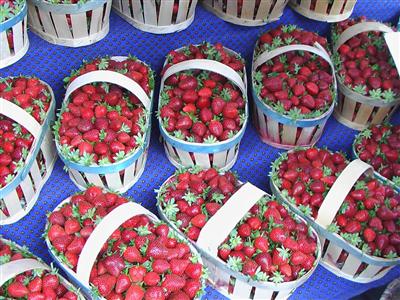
<box><xmin>112</xmin><ymin>0</ymin><xmax>198</xmax><ymax>34</ymax></box>
<box><xmin>289</xmin><ymin>0</ymin><xmax>357</xmax><ymax>22</ymax></box>
<box><xmin>27</xmin><ymin>0</ymin><xmax>112</xmax><ymax>47</ymax></box>
<box><xmin>0</xmin><ymin>3</ymin><xmax>29</xmax><ymax>69</ymax></box>
<box><xmin>0</xmin><ymin>83</ymin><xmax>56</xmax><ymax>225</ymax></box>
<box><xmin>334</xmin><ymin>82</ymin><xmax>400</xmax><ymax>131</ymax></box>
<box><xmin>202</xmin><ymin>0</ymin><xmax>289</xmax><ymax>26</ymax></box>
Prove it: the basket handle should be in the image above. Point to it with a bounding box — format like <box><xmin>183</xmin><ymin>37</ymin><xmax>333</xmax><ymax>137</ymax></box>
<box><xmin>75</xmin><ymin>202</ymin><xmax>158</xmax><ymax>285</ymax></box>
<box><xmin>161</xmin><ymin>59</ymin><xmax>246</xmax><ymax>95</ymax></box>
<box><xmin>384</xmin><ymin>32</ymin><xmax>400</xmax><ymax>73</ymax></box>
<box><xmin>196</xmin><ymin>182</ymin><xmax>265</xmax><ymax>255</ymax></box>
<box><xmin>0</xmin><ymin>258</ymin><xmax>49</xmax><ymax>286</ymax></box>
<box><xmin>315</xmin><ymin>159</ymin><xmax>374</xmax><ymax>228</ymax></box>
<box><xmin>334</xmin><ymin>22</ymin><xmax>394</xmax><ymax>51</ymax></box>
<box><xmin>64</xmin><ymin>70</ymin><xmax>151</xmax><ymax>111</ymax></box>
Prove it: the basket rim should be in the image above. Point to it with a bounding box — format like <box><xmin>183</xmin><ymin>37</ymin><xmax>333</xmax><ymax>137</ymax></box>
<box><xmin>54</xmin><ymin>56</ymin><xmax>154</xmax><ymax>173</ymax></box>
<box><xmin>0</xmin><ymin>2</ymin><xmax>27</xmax><ymax>32</ymax></box>
<box><xmin>269</xmin><ymin>147</ymin><xmax>400</xmax><ymax>266</ymax></box>
<box><xmin>156</xmin><ymin>173</ymin><xmax>322</xmax><ymax>290</ymax></box>
<box><xmin>29</xmin><ymin>0</ymin><xmax>109</xmax><ymax>14</ymax></box>
<box><xmin>157</xmin><ymin>45</ymin><xmax>248</xmax><ymax>153</ymax></box>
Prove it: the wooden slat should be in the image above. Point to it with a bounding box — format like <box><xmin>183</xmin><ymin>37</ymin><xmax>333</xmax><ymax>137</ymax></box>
<box><xmin>232</xmin><ymin>278</ymin><xmax>252</xmax><ymax>298</ymax></box>
<box><xmin>12</xmin><ymin>21</ymin><xmax>24</xmax><ymax>52</ymax></box>
<box><xmin>175</xmin><ymin>147</ymin><xmax>194</xmax><ymax>166</ymax></box>
<box><xmin>123</xmin><ymin>163</ymin><xmax>136</xmax><ymax>186</ymax></box>
<box><xmin>0</xmin><ymin>31</ymin><xmax>11</xmax><ymax>60</ymax></box>
<box><xmin>30</xmin><ymin>160</ymin><xmax>42</xmax><ymax>188</ymax></box>
<box><xmin>213</xmin><ymin>151</ymin><xmax>227</xmax><ymax>168</ymax></box>
<box><xmin>69</xmin><ymin>169</ymin><xmax>87</xmax><ymax>188</ymax></box>
<box><xmin>314</xmin><ymin>0</ymin><xmax>329</xmax><ymax>14</ymax></box>
<box><xmin>325</xmin><ymin>241</ymin><xmax>342</xmax><ymax>263</ymax></box>
<box><xmin>131</xmin><ymin>0</ymin><xmax>144</xmax><ymax>22</ymax></box>
<box><xmin>176</xmin><ymin>0</ymin><xmax>190</xmax><ymax>23</ymax></box>
<box><xmin>281</xmin><ymin>125</ymin><xmax>297</xmax><ymax>146</ymax></box>
<box><xmin>51</xmin><ymin>13</ymin><xmax>73</xmax><ymax>39</ymax></box>
<box><xmin>143</xmin><ymin>0</ymin><xmax>158</xmax><ymax>25</ymax></box>
<box><xmin>311</xmin><ymin>124</ymin><xmax>325</xmax><ymax>144</ymax></box>
<box><xmin>38</xmin><ymin>9</ymin><xmax>57</xmax><ymax>37</ymax></box>
<box><xmin>158</xmin><ymin>0</ymin><xmax>174</xmax><ymax>26</ymax></box>
<box><xmin>89</xmin><ymin>6</ymin><xmax>104</xmax><ymax>35</ymax></box>
<box><xmin>371</xmin><ymin>106</ymin><xmax>392</xmax><ymax>125</ymax></box>
<box><xmin>358</xmin><ymin>264</ymin><xmax>382</xmax><ymax>280</ymax></box>
<box><xmin>269</xmin><ymin>0</ymin><xmax>286</xmax><ymax>19</ymax></box>
<box><xmin>226</xmin><ymin>0</ymin><xmax>237</xmax><ymax>16</ymax></box>
<box><xmin>71</xmin><ymin>13</ymin><xmax>89</xmax><ymax>38</ymax></box>
<box><xmin>341</xmin><ymin>254</ymin><xmax>361</xmax><ymax>276</ymax></box>
<box><xmin>105</xmin><ymin>172</ymin><xmax>123</xmax><ymax>191</ymax></box>
<box><xmin>85</xmin><ymin>173</ymin><xmax>105</xmax><ymax>188</ymax></box>
<box><xmin>329</xmin><ymin>0</ymin><xmax>344</xmax><ymax>15</ymax></box>
<box><xmin>256</xmin><ymin>106</ymin><xmax>267</xmax><ymax>137</ymax></box>
<box><xmin>296</xmin><ymin>126</ymin><xmax>315</xmax><ymax>146</ymax></box>
<box><xmin>240</xmin><ymin>0</ymin><xmax>256</xmax><ymax>19</ymax></box>
<box><xmin>3</xmin><ymin>190</ymin><xmax>22</xmax><ymax>216</ymax></box>
<box><xmin>28</xmin><ymin>5</ymin><xmax>42</xmax><ymax>32</ymax></box>
<box><xmin>253</xmin><ymin>287</ymin><xmax>275</xmax><ymax>300</ymax></box>
<box><xmin>341</xmin><ymin>96</ymin><xmax>357</xmax><ymax>122</ymax></box>
<box><xmin>255</xmin><ymin>0</ymin><xmax>272</xmax><ymax>20</ymax></box>
<box><xmin>353</xmin><ymin>104</ymin><xmax>374</xmax><ymax>126</ymax></box>
<box><xmin>225</xmin><ymin>148</ymin><xmax>236</xmax><ymax>167</ymax></box>
<box><xmin>193</xmin><ymin>153</ymin><xmax>211</xmax><ymax>169</ymax></box>
<box><xmin>20</xmin><ymin>175</ymin><xmax>35</xmax><ymax>204</ymax></box>
<box><xmin>266</xmin><ymin>115</ymin><xmax>280</xmax><ymax>143</ymax></box>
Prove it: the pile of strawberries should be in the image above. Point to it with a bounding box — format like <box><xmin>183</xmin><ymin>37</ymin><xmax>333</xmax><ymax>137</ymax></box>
<box><xmin>159</xmin><ymin>42</ymin><xmax>246</xmax><ymax>143</ymax></box>
<box><xmin>0</xmin><ymin>76</ymin><xmax>52</xmax><ymax>191</ymax></box>
<box><xmin>46</xmin><ymin>186</ymin><xmax>205</xmax><ymax>299</ymax></box>
<box><xmin>1</xmin><ymin>0</ymin><xmax>25</xmax><ymax>50</ymax></box>
<box><xmin>271</xmin><ymin>147</ymin><xmax>400</xmax><ymax>259</ymax></box>
<box><xmin>253</xmin><ymin>25</ymin><xmax>334</xmax><ymax>119</ymax></box>
<box><xmin>354</xmin><ymin>124</ymin><xmax>400</xmax><ymax>185</ymax></box>
<box><xmin>157</xmin><ymin>167</ymin><xmax>319</xmax><ymax>283</ymax></box>
<box><xmin>333</xmin><ymin>17</ymin><xmax>400</xmax><ymax>101</ymax></box>
<box><xmin>0</xmin><ymin>239</ymin><xmax>82</xmax><ymax>299</ymax></box>
<box><xmin>55</xmin><ymin>56</ymin><xmax>153</xmax><ymax>167</ymax></box>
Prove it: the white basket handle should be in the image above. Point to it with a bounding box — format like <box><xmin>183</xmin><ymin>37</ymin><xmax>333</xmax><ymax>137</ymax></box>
<box><xmin>334</xmin><ymin>22</ymin><xmax>394</xmax><ymax>51</ymax></box>
<box><xmin>253</xmin><ymin>43</ymin><xmax>337</xmax><ymax>93</ymax></box>
<box><xmin>75</xmin><ymin>202</ymin><xmax>158</xmax><ymax>285</ymax></box>
<box><xmin>0</xmin><ymin>258</ymin><xmax>49</xmax><ymax>286</ymax></box>
<box><xmin>0</xmin><ymin>98</ymin><xmax>42</xmax><ymax>140</ymax></box>
<box><xmin>196</xmin><ymin>182</ymin><xmax>265</xmax><ymax>256</ymax></box>
<box><xmin>161</xmin><ymin>59</ymin><xmax>246</xmax><ymax>95</ymax></box>
<box><xmin>64</xmin><ymin>70</ymin><xmax>151</xmax><ymax>111</ymax></box>
<box><xmin>384</xmin><ymin>32</ymin><xmax>400</xmax><ymax>73</ymax></box>
<box><xmin>315</xmin><ymin>159</ymin><xmax>374</xmax><ymax>228</ymax></box>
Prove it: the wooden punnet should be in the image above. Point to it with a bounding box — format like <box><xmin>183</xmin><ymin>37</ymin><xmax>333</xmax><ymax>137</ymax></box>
<box><xmin>45</xmin><ymin>199</ymin><xmax>206</xmax><ymax>299</ymax></box>
<box><xmin>0</xmin><ymin>80</ymin><xmax>56</xmax><ymax>225</ymax></box>
<box><xmin>158</xmin><ymin>180</ymin><xmax>321</xmax><ymax>299</ymax></box>
<box><xmin>27</xmin><ymin>0</ymin><xmax>111</xmax><ymax>47</ymax></box>
<box><xmin>252</xmin><ymin>43</ymin><xmax>336</xmax><ymax>149</ymax></box>
<box><xmin>289</xmin><ymin>0</ymin><xmax>357</xmax><ymax>22</ymax></box>
<box><xmin>333</xmin><ymin>22</ymin><xmax>400</xmax><ymax>130</ymax></box>
<box><xmin>159</xmin><ymin>47</ymin><xmax>248</xmax><ymax>171</ymax></box>
<box><xmin>0</xmin><ymin>2</ymin><xmax>29</xmax><ymax>68</ymax></box>
<box><xmin>113</xmin><ymin>0</ymin><xmax>198</xmax><ymax>34</ymax></box>
<box><xmin>271</xmin><ymin>156</ymin><xmax>400</xmax><ymax>283</ymax></box>
<box><xmin>202</xmin><ymin>0</ymin><xmax>289</xmax><ymax>26</ymax></box>
<box><xmin>0</xmin><ymin>238</ymin><xmax>85</xmax><ymax>299</ymax></box>
<box><xmin>55</xmin><ymin>57</ymin><xmax>153</xmax><ymax>193</ymax></box>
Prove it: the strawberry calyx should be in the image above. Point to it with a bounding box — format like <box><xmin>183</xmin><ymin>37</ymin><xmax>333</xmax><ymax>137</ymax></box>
<box><xmin>271</xmin><ymin>147</ymin><xmax>400</xmax><ymax>259</ymax></box>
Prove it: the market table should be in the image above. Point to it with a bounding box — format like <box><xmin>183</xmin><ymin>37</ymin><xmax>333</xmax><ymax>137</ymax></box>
<box><xmin>1</xmin><ymin>1</ymin><xmax>400</xmax><ymax>299</ymax></box>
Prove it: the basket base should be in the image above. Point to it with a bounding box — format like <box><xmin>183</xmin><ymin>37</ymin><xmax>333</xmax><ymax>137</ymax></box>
<box><xmin>319</xmin><ymin>259</ymin><xmax>391</xmax><ymax>283</ymax></box>
<box><xmin>163</xmin><ymin>144</ymin><xmax>238</xmax><ymax>172</ymax></box>
<box><xmin>333</xmin><ymin>110</ymin><xmax>369</xmax><ymax>131</ymax></box>
<box><xmin>0</xmin><ymin>39</ymin><xmax>29</xmax><ymax>69</ymax></box>
<box><xmin>202</xmin><ymin>2</ymin><xmax>282</xmax><ymax>26</ymax></box>
<box><xmin>68</xmin><ymin>152</ymin><xmax>148</xmax><ymax>193</ymax></box>
<box><xmin>29</xmin><ymin>23</ymin><xmax>109</xmax><ymax>47</ymax></box>
<box><xmin>112</xmin><ymin>8</ymin><xmax>194</xmax><ymax>34</ymax></box>
<box><xmin>289</xmin><ymin>2</ymin><xmax>353</xmax><ymax>22</ymax></box>
<box><xmin>0</xmin><ymin>153</ymin><xmax>57</xmax><ymax>225</ymax></box>
<box><xmin>256</xmin><ymin>131</ymin><xmax>319</xmax><ymax>150</ymax></box>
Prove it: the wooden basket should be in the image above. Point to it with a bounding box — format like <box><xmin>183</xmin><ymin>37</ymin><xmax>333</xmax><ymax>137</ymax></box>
<box><xmin>0</xmin><ymin>2</ymin><xmax>29</xmax><ymax>69</ymax></box>
<box><xmin>202</xmin><ymin>0</ymin><xmax>289</xmax><ymax>26</ymax></box>
<box><xmin>271</xmin><ymin>157</ymin><xmax>400</xmax><ymax>283</ymax></box>
<box><xmin>252</xmin><ymin>43</ymin><xmax>336</xmax><ymax>149</ymax></box>
<box><xmin>27</xmin><ymin>0</ymin><xmax>112</xmax><ymax>47</ymax></box>
<box><xmin>289</xmin><ymin>0</ymin><xmax>357</xmax><ymax>22</ymax></box>
<box><xmin>55</xmin><ymin>57</ymin><xmax>153</xmax><ymax>193</ymax></box>
<box><xmin>0</xmin><ymin>238</ymin><xmax>85</xmax><ymax>299</ymax></box>
<box><xmin>0</xmin><ymin>80</ymin><xmax>56</xmax><ymax>225</ymax></box>
<box><xmin>159</xmin><ymin>47</ymin><xmax>248</xmax><ymax>171</ymax></box>
<box><xmin>45</xmin><ymin>198</ymin><xmax>206</xmax><ymax>299</ymax></box>
<box><xmin>158</xmin><ymin>180</ymin><xmax>321</xmax><ymax>299</ymax></box>
<box><xmin>333</xmin><ymin>22</ymin><xmax>400</xmax><ymax>131</ymax></box>
<box><xmin>113</xmin><ymin>0</ymin><xmax>198</xmax><ymax>34</ymax></box>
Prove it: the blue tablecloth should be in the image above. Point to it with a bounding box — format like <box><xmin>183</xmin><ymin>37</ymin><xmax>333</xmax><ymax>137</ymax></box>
<box><xmin>1</xmin><ymin>2</ymin><xmax>400</xmax><ymax>299</ymax></box>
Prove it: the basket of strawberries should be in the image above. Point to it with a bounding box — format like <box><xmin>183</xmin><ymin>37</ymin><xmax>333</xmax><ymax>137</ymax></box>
<box><xmin>0</xmin><ymin>0</ymin><xmax>29</xmax><ymax>69</ymax></box>
<box><xmin>289</xmin><ymin>0</ymin><xmax>357</xmax><ymax>22</ymax></box>
<box><xmin>158</xmin><ymin>42</ymin><xmax>248</xmax><ymax>171</ymax></box>
<box><xmin>27</xmin><ymin>0</ymin><xmax>112</xmax><ymax>47</ymax></box>
<box><xmin>157</xmin><ymin>166</ymin><xmax>321</xmax><ymax>299</ymax></box>
<box><xmin>54</xmin><ymin>56</ymin><xmax>154</xmax><ymax>193</ymax></box>
<box><xmin>0</xmin><ymin>238</ymin><xmax>85</xmax><ymax>299</ymax></box>
<box><xmin>270</xmin><ymin>147</ymin><xmax>400</xmax><ymax>283</ymax></box>
<box><xmin>0</xmin><ymin>76</ymin><xmax>56</xmax><ymax>225</ymax></box>
<box><xmin>201</xmin><ymin>0</ymin><xmax>289</xmax><ymax>26</ymax></box>
<box><xmin>352</xmin><ymin>124</ymin><xmax>400</xmax><ymax>192</ymax></box>
<box><xmin>44</xmin><ymin>186</ymin><xmax>207</xmax><ymax>299</ymax></box>
<box><xmin>332</xmin><ymin>17</ymin><xmax>400</xmax><ymax>130</ymax></box>
<box><xmin>252</xmin><ymin>25</ymin><xmax>337</xmax><ymax>149</ymax></box>
<box><xmin>113</xmin><ymin>0</ymin><xmax>198</xmax><ymax>34</ymax></box>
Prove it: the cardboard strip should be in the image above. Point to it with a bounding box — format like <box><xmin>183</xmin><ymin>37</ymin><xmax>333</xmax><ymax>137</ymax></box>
<box><xmin>0</xmin><ymin>259</ymin><xmax>49</xmax><ymax>286</ymax></box>
<box><xmin>197</xmin><ymin>183</ymin><xmax>265</xmax><ymax>255</ymax></box>
<box><xmin>76</xmin><ymin>202</ymin><xmax>158</xmax><ymax>285</ymax></box>
<box><xmin>315</xmin><ymin>159</ymin><xmax>373</xmax><ymax>228</ymax></box>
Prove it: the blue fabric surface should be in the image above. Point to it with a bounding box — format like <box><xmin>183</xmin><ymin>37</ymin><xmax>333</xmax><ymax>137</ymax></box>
<box><xmin>1</xmin><ymin>2</ymin><xmax>400</xmax><ymax>299</ymax></box>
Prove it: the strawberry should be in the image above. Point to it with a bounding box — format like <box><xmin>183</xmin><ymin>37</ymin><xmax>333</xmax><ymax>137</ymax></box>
<box><xmin>92</xmin><ymin>274</ymin><xmax>116</xmax><ymax>297</ymax></box>
<box><xmin>159</xmin><ymin>42</ymin><xmax>246</xmax><ymax>145</ymax></box>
